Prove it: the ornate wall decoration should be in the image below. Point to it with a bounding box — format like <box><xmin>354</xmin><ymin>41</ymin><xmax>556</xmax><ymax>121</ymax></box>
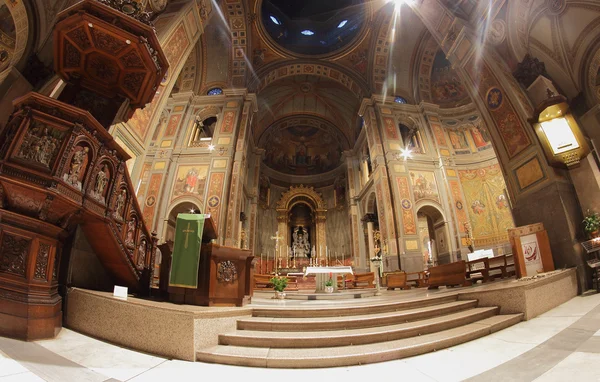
<box><xmin>396</xmin><ymin>177</ymin><xmax>417</xmax><ymax>235</ymax></box>
<box><xmin>515</xmin><ymin>157</ymin><xmax>546</xmax><ymax>191</ymax></box>
<box><xmin>217</xmin><ymin>260</ymin><xmax>237</xmax><ymax>283</ymax></box>
<box><xmin>171</xmin><ymin>165</ymin><xmax>209</xmax><ymax>202</ymax></box>
<box><xmin>449</xmin><ymin>180</ymin><xmax>468</xmax><ymax>233</ymax></box>
<box><xmin>220</xmin><ymin>111</ymin><xmax>236</xmax><ymax>134</ymax></box>
<box><xmin>142</xmin><ymin>173</ymin><xmax>162</xmax><ymax>227</ymax></box>
<box><xmin>459</xmin><ymin>165</ymin><xmax>514</xmax><ymax>243</ymax></box>
<box><xmin>164</xmin><ymin>113</ymin><xmax>182</xmax><ymax>137</ymax></box>
<box><xmin>206</xmin><ymin>172</ymin><xmax>225</xmax><ymax>228</ymax></box>
<box><xmin>465</xmin><ymin>58</ymin><xmax>531</xmax><ymax>158</ymax></box>
<box><xmin>486</xmin><ymin>19</ymin><xmax>506</xmax><ymax>46</ymax></box>
<box><xmin>34</xmin><ymin>243</ymin><xmax>51</xmax><ymax>280</ymax></box>
<box><xmin>430</xmin><ymin>122</ymin><xmax>447</xmax><ymax>147</ymax></box>
<box><xmin>383</xmin><ymin>118</ymin><xmax>399</xmax><ymax>140</ymax></box>
<box><xmin>0</xmin><ymin>234</ymin><xmax>31</xmax><ymax>277</ymax></box>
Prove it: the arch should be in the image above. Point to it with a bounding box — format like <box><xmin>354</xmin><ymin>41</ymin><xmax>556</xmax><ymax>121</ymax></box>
<box><xmin>276</xmin><ymin>185</ymin><xmax>326</xmax><ymax>211</ymax></box>
<box><xmin>365</xmin><ymin>192</ymin><xmax>377</xmax><ymax>214</ymax></box>
<box><xmin>249</xmin><ymin>59</ymin><xmax>371</xmax><ymax>99</ymax></box>
<box><xmin>162</xmin><ymin>199</ymin><xmax>203</xmax><ymax>243</ymax></box>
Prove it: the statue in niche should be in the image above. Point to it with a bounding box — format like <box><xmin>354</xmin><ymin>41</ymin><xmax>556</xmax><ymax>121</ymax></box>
<box><xmin>114</xmin><ymin>189</ymin><xmax>127</xmax><ymax>220</ymax></box>
<box><xmin>137</xmin><ymin>239</ymin><xmax>147</xmax><ymax>270</ymax></box>
<box><xmin>64</xmin><ymin>146</ymin><xmax>89</xmax><ymax>190</ymax></box>
<box><xmin>93</xmin><ymin>164</ymin><xmax>109</xmax><ymax>201</ymax></box>
<box><xmin>292</xmin><ymin>226</ymin><xmax>310</xmax><ymax>258</ymax></box>
<box><xmin>125</xmin><ymin>217</ymin><xmax>136</xmax><ymax>249</ymax></box>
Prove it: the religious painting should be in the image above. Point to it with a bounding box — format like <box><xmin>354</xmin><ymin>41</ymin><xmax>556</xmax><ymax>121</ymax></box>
<box><xmin>430</xmin><ymin>49</ymin><xmax>468</xmax><ymax>107</ymax></box>
<box><xmin>205</xmin><ymin>172</ymin><xmax>225</xmax><ymax>227</ymax></box>
<box><xmin>383</xmin><ymin>118</ymin><xmax>399</xmax><ymax>140</ymax></box>
<box><xmin>431</xmin><ymin>123</ymin><xmax>447</xmax><ymax>147</ymax></box>
<box><xmin>409</xmin><ymin>171</ymin><xmax>439</xmax><ymax>203</ymax></box>
<box><xmin>262</xmin><ymin>125</ymin><xmax>343</xmax><ymax>176</ymax></box>
<box><xmin>470</xmin><ymin>123</ymin><xmax>492</xmax><ymax>150</ymax></box>
<box><xmin>459</xmin><ymin>164</ymin><xmax>514</xmax><ymax>241</ymax></box>
<box><xmin>448</xmin><ymin>129</ymin><xmax>470</xmax><ymax>154</ymax></box>
<box><xmin>171</xmin><ymin>165</ymin><xmax>208</xmax><ymax>201</ymax></box>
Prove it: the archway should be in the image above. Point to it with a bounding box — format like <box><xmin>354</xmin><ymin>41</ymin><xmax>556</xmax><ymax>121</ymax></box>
<box><xmin>362</xmin><ymin>192</ymin><xmax>380</xmax><ymax>272</ymax></box>
<box><xmin>164</xmin><ymin>201</ymin><xmax>202</xmax><ymax>243</ymax></box>
<box><xmin>276</xmin><ymin>186</ymin><xmax>327</xmax><ymax>267</ymax></box>
<box><xmin>415</xmin><ymin>205</ymin><xmax>448</xmax><ymax>268</ymax></box>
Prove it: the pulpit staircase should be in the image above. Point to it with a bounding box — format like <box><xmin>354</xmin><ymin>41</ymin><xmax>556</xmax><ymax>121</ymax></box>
<box><xmin>196</xmin><ymin>294</ymin><xmax>523</xmax><ymax>368</ymax></box>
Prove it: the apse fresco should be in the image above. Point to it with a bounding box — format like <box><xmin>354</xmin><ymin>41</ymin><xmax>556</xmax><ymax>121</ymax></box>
<box><xmin>409</xmin><ymin>171</ymin><xmax>439</xmax><ymax>203</ymax></box>
<box><xmin>430</xmin><ymin>50</ymin><xmax>468</xmax><ymax>107</ymax></box>
<box><xmin>262</xmin><ymin>125</ymin><xmax>343</xmax><ymax>175</ymax></box>
<box><xmin>458</xmin><ymin>164</ymin><xmax>514</xmax><ymax>241</ymax></box>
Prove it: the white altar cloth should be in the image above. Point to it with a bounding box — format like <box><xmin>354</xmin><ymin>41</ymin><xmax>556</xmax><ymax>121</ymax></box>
<box><xmin>304</xmin><ymin>266</ymin><xmax>354</xmax><ymax>292</ymax></box>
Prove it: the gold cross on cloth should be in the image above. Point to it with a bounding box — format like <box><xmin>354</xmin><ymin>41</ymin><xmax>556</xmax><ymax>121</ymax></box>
<box><xmin>182</xmin><ymin>223</ymin><xmax>195</xmax><ymax>249</ymax></box>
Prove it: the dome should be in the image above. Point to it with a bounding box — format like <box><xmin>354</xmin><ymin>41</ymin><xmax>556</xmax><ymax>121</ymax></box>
<box><xmin>261</xmin><ymin>0</ymin><xmax>367</xmax><ymax>57</ymax></box>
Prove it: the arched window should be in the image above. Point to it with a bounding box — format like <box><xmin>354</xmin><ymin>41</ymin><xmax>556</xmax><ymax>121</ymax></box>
<box><xmin>190</xmin><ymin>116</ymin><xmax>217</xmax><ymax>146</ymax></box>
<box><xmin>394</xmin><ymin>96</ymin><xmax>407</xmax><ymax>104</ymax></box>
<box><xmin>399</xmin><ymin>123</ymin><xmax>424</xmax><ymax>153</ymax></box>
<box><xmin>207</xmin><ymin>88</ymin><xmax>223</xmax><ymax>96</ymax></box>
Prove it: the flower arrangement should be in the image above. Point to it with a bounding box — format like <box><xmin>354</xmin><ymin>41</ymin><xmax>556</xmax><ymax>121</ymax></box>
<box><xmin>270</xmin><ymin>275</ymin><xmax>288</xmax><ymax>292</ymax></box>
<box><xmin>325</xmin><ymin>278</ymin><xmax>334</xmax><ymax>287</ymax></box>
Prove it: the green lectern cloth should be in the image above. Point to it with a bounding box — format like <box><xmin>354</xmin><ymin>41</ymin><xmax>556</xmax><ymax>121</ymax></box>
<box><xmin>168</xmin><ymin>213</ymin><xmax>207</xmax><ymax>288</ymax></box>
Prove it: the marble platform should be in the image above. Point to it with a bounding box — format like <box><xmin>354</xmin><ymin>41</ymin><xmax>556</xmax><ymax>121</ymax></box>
<box><xmin>63</xmin><ymin>268</ymin><xmax>578</xmax><ymax>364</ymax></box>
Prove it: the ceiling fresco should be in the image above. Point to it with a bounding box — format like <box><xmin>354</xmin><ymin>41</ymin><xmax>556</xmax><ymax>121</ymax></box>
<box><xmin>0</xmin><ymin>4</ymin><xmax>16</xmax><ymax>73</ymax></box>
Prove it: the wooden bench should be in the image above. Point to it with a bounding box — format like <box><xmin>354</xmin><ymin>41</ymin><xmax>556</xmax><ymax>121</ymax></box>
<box><xmin>337</xmin><ymin>274</ymin><xmax>354</xmax><ymax>289</ymax></box>
<box><xmin>386</xmin><ymin>271</ymin><xmax>410</xmax><ymax>290</ymax></box>
<box><xmin>353</xmin><ymin>272</ymin><xmax>375</xmax><ymax>288</ymax></box>
<box><xmin>406</xmin><ymin>271</ymin><xmax>428</xmax><ymax>288</ymax></box>
<box><xmin>427</xmin><ymin>261</ymin><xmax>471</xmax><ymax>289</ymax></box>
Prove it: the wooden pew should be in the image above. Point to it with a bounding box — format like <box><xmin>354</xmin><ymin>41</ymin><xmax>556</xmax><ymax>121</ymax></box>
<box><xmin>285</xmin><ymin>276</ymin><xmax>299</xmax><ymax>291</ymax></box>
<box><xmin>427</xmin><ymin>261</ymin><xmax>471</xmax><ymax>289</ymax></box>
<box><xmin>386</xmin><ymin>271</ymin><xmax>410</xmax><ymax>290</ymax></box>
<box><xmin>353</xmin><ymin>272</ymin><xmax>375</xmax><ymax>288</ymax></box>
<box><xmin>466</xmin><ymin>257</ymin><xmax>490</xmax><ymax>283</ymax></box>
<box><xmin>253</xmin><ymin>274</ymin><xmax>273</xmax><ymax>290</ymax></box>
<box><xmin>406</xmin><ymin>271</ymin><xmax>428</xmax><ymax>288</ymax></box>
<box><xmin>337</xmin><ymin>274</ymin><xmax>354</xmax><ymax>289</ymax></box>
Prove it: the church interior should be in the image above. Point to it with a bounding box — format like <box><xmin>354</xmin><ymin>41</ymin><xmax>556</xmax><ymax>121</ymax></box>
<box><xmin>2</xmin><ymin>0</ymin><xmax>600</xmax><ymax>380</ymax></box>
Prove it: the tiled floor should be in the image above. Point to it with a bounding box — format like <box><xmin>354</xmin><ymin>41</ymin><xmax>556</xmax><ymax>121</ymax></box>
<box><xmin>1</xmin><ymin>291</ymin><xmax>600</xmax><ymax>382</ymax></box>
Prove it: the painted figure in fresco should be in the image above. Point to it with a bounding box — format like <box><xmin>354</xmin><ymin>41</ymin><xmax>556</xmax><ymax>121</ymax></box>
<box><xmin>471</xmin><ymin>200</ymin><xmax>486</xmax><ymax>214</ymax></box>
<box><xmin>296</xmin><ymin>142</ymin><xmax>308</xmax><ymax>165</ymax></box>
<box><xmin>496</xmin><ymin>194</ymin><xmax>508</xmax><ymax>209</ymax></box>
<box><xmin>184</xmin><ymin>167</ymin><xmax>199</xmax><ymax>193</ymax></box>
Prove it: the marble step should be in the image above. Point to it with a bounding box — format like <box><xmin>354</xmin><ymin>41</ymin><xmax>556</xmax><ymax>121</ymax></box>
<box><xmin>197</xmin><ymin>313</ymin><xmax>524</xmax><ymax>368</ymax></box>
<box><xmin>221</xmin><ymin>306</ymin><xmax>499</xmax><ymax>348</ymax></box>
<box><xmin>238</xmin><ymin>299</ymin><xmax>479</xmax><ymax>331</ymax></box>
<box><xmin>251</xmin><ymin>294</ymin><xmax>459</xmax><ymax>318</ymax></box>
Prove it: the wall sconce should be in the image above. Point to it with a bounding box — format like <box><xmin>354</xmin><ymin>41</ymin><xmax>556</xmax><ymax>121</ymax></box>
<box><xmin>530</xmin><ymin>94</ymin><xmax>590</xmax><ymax>169</ymax></box>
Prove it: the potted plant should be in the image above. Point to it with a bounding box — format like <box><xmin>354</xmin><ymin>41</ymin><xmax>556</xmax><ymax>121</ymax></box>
<box><xmin>324</xmin><ymin>277</ymin><xmax>334</xmax><ymax>293</ymax></box>
<box><xmin>583</xmin><ymin>210</ymin><xmax>600</xmax><ymax>239</ymax></box>
<box><xmin>270</xmin><ymin>275</ymin><xmax>288</xmax><ymax>299</ymax></box>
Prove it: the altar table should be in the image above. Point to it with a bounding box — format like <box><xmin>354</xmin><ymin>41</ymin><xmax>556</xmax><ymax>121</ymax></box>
<box><xmin>304</xmin><ymin>266</ymin><xmax>353</xmax><ymax>292</ymax></box>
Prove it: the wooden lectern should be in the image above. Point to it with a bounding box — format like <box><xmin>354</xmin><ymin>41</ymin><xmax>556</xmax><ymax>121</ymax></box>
<box><xmin>508</xmin><ymin>223</ymin><xmax>555</xmax><ymax>278</ymax></box>
<box><xmin>161</xmin><ymin>216</ymin><xmax>255</xmax><ymax>306</ymax></box>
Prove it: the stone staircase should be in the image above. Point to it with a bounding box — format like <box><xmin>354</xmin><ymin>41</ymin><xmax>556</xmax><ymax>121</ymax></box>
<box><xmin>196</xmin><ymin>294</ymin><xmax>523</xmax><ymax>368</ymax></box>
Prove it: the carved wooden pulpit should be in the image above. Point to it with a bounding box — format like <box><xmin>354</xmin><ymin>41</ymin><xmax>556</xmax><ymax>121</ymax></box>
<box><xmin>165</xmin><ymin>216</ymin><xmax>254</xmax><ymax>307</ymax></box>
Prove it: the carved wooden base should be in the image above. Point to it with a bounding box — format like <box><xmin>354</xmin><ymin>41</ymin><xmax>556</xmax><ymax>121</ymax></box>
<box><xmin>0</xmin><ymin>210</ymin><xmax>64</xmax><ymax>340</ymax></box>
<box><xmin>0</xmin><ymin>291</ymin><xmax>62</xmax><ymax>340</ymax></box>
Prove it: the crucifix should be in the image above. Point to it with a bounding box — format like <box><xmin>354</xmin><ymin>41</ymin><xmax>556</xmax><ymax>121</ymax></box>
<box><xmin>271</xmin><ymin>230</ymin><xmax>284</xmax><ymax>273</ymax></box>
<box><xmin>183</xmin><ymin>223</ymin><xmax>195</xmax><ymax>249</ymax></box>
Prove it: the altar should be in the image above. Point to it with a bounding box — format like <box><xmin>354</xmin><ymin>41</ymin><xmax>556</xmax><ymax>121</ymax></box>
<box><xmin>304</xmin><ymin>266</ymin><xmax>353</xmax><ymax>292</ymax></box>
